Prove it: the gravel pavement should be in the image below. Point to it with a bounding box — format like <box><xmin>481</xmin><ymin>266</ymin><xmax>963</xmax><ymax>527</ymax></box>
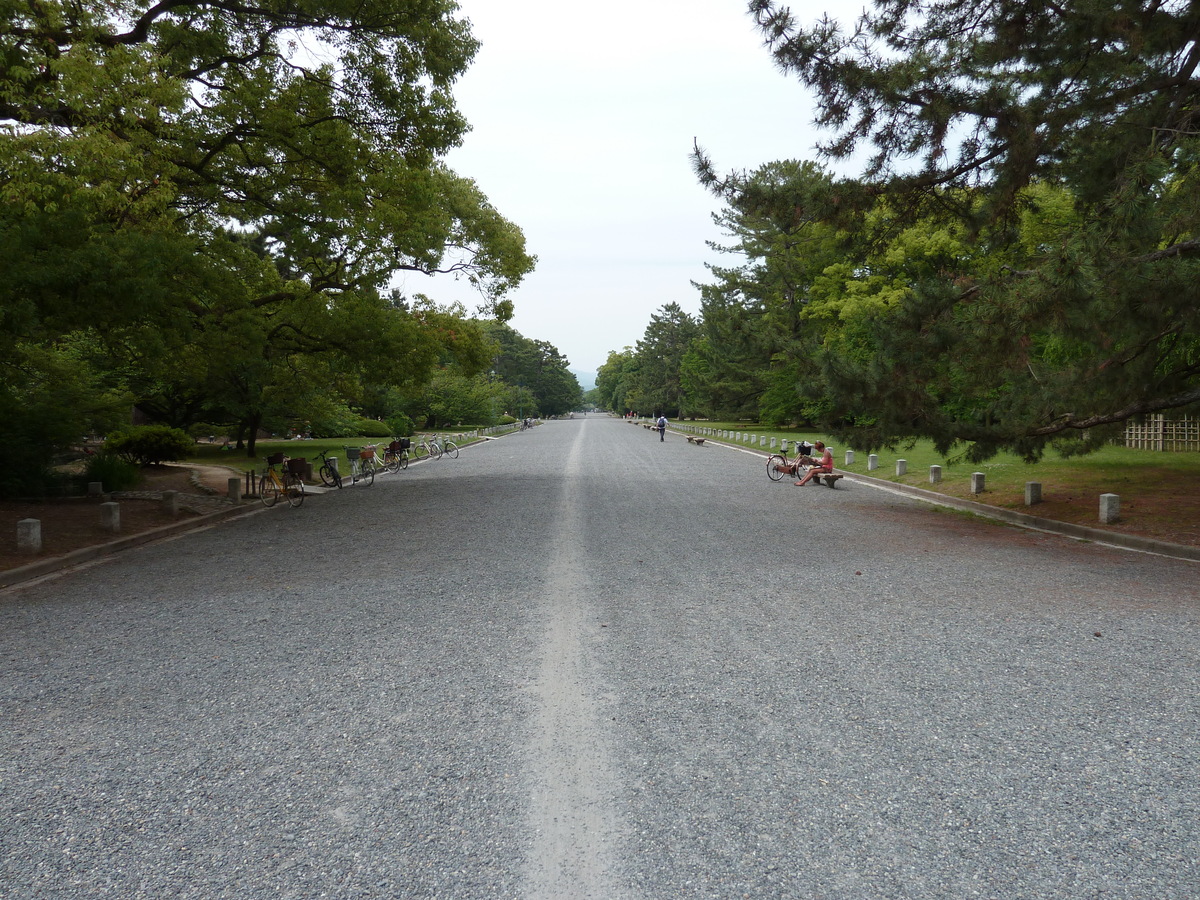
<box><xmin>2</xmin><ymin>417</ymin><xmax>1198</xmax><ymax>899</ymax></box>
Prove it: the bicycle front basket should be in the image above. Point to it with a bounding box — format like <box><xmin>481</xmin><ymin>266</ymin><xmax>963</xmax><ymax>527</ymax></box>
<box><xmin>285</xmin><ymin>458</ymin><xmax>307</xmax><ymax>475</ymax></box>
<box><xmin>345</xmin><ymin>447</ymin><xmax>361</xmax><ymax>460</ymax></box>
<box><xmin>266</xmin><ymin>452</ymin><xmax>286</xmax><ymax>465</ymax></box>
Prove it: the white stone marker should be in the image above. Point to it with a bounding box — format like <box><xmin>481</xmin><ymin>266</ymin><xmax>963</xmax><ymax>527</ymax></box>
<box><xmin>971</xmin><ymin>472</ymin><xmax>986</xmax><ymax>494</ymax></box>
<box><xmin>17</xmin><ymin>518</ymin><xmax>41</xmax><ymax>554</ymax></box>
<box><xmin>1025</xmin><ymin>482</ymin><xmax>1042</xmax><ymax>506</ymax></box>
<box><xmin>1100</xmin><ymin>493</ymin><xmax>1120</xmax><ymax>524</ymax></box>
<box><xmin>930</xmin><ymin>465</ymin><xmax>942</xmax><ymax>484</ymax></box>
<box><xmin>100</xmin><ymin>502</ymin><xmax>120</xmax><ymax>533</ymax></box>
<box><xmin>896</xmin><ymin>459</ymin><xmax>907</xmax><ymax>476</ymax></box>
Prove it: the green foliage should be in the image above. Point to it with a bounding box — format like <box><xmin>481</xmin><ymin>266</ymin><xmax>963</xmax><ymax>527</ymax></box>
<box><xmin>83</xmin><ymin>451</ymin><xmax>142</xmax><ymax>492</ymax></box>
<box><xmin>623</xmin><ymin>304</ymin><xmax>698</xmax><ymax>417</ymax></box>
<box><xmin>386</xmin><ymin>412</ymin><xmax>415</xmax><ymax>437</ymax></box>
<box><xmin>482</xmin><ymin>323</ymin><xmax>583</xmax><ymax>416</ymax></box>
<box><xmin>662</xmin><ymin>2</ymin><xmax>1200</xmax><ymax>460</ymax></box>
<box><xmin>354</xmin><ymin>418</ymin><xmax>392</xmax><ymax>438</ymax></box>
<box><xmin>1</xmin><ymin>0</ymin><xmax>537</xmax><ymax>461</ymax></box>
<box><xmin>106</xmin><ymin>425</ymin><xmax>194</xmax><ymax>466</ymax></box>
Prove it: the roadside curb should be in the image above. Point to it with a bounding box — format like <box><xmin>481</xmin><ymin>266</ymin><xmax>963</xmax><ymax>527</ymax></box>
<box><xmin>698</xmin><ymin>435</ymin><xmax>1200</xmax><ymax>564</ymax></box>
<box><xmin>1</xmin><ymin>502</ymin><xmax>266</xmax><ymax>590</ymax></box>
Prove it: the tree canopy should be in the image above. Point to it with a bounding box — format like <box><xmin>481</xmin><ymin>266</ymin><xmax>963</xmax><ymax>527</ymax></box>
<box><xmin>677</xmin><ymin>0</ymin><xmax>1200</xmax><ymax>458</ymax></box>
<box><xmin>1</xmin><ymin>0</ymin><xmax>537</xmax><ymax>484</ymax></box>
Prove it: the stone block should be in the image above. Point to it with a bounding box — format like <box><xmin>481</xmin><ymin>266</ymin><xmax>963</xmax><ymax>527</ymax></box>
<box><xmin>100</xmin><ymin>501</ymin><xmax>120</xmax><ymax>533</ymax></box>
<box><xmin>162</xmin><ymin>490</ymin><xmax>179</xmax><ymax>516</ymax></box>
<box><xmin>227</xmin><ymin>477</ymin><xmax>242</xmax><ymax>503</ymax></box>
<box><xmin>17</xmin><ymin>518</ymin><xmax>41</xmax><ymax>554</ymax></box>
<box><xmin>930</xmin><ymin>465</ymin><xmax>942</xmax><ymax>484</ymax></box>
<box><xmin>845</xmin><ymin>450</ymin><xmax>855</xmax><ymax>466</ymax></box>
<box><xmin>896</xmin><ymin>459</ymin><xmax>907</xmax><ymax>476</ymax></box>
<box><xmin>1025</xmin><ymin>482</ymin><xmax>1042</xmax><ymax>506</ymax></box>
<box><xmin>868</xmin><ymin>454</ymin><xmax>878</xmax><ymax>471</ymax></box>
<box><xmin>971</xmin><ymin>472</ymin><xmax>986</xmax><ymax>494</ymax></box>
<box><xmin>1100</xmin><ymin>493</ymin><xmax>1120</xmax><ymax>524</ymax></box>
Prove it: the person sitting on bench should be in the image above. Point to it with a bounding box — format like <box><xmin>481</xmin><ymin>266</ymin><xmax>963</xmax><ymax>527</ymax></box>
<box><xmin>795</xmin><ymin>441</ymin><xmax>833</xmax><ymax>486</ymax></box>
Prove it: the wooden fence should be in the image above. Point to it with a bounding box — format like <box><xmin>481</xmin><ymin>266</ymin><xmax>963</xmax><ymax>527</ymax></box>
<box><xmin>1124</xmin><ymin>415</ymin><xmax>1200</xmax><ymax>451</ymax></box>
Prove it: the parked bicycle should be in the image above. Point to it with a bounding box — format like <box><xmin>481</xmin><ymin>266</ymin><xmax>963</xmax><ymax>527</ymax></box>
<box><xmin>382</xmin><ymin>438</ymin><xmax>410</xmax><ymax>473</ymax></box>
<box><xmin>344</xmin><ymin>446</ymin><xmax>375</xmax><ymax>486</ymax></box>
<box><xmin>766</xmin><ymin>441</ymin><xmax>814</xmax><ymax>482</ymax></box>
<box><xmin>429</xmin><ymin>433</ymin><xmax>459</xmax><ymax>459</ymax></box>
<box><xmin>413</xmin><ymin>434</ymin><xmax>442</xmax><ymax>461</ymax></box>
<box><xmin>315</xmin><ymin>448</ymin><xmax>343</xmax><ymax>488</ymax></box>
<box><xmin>261</xmin><ymin>452</ymin><xmax>305</xmax><ymax>507</ymax></box>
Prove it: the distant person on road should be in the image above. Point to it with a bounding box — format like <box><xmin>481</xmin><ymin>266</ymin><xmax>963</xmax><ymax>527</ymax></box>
<box><xmin>656</xmin><ymin>414</ymin><xmax>667</xmax><ymax>441</ymax></box>
<box><xmin>795</xmin><ymin>441</ymin><xmax>833</xmax><ymax>486</ymax></box>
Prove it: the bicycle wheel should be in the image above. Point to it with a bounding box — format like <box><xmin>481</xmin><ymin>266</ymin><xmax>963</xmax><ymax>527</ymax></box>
<box><xmin>767</xmin><ymin>455</ymin><xmax>787</xmax><ymax>481</ymax></box>
<box><xmin>286</xmin><ymin>476</ymin><xmax>305</xmax><ymax>507</ymax></box>
<box><xmin>361</xmin><ymin>459</ymin><xmax>375</xmax><ymax>485</ymax></box>
<box><xmin>381</xmin><ymin>450</ymin><xmax>397</xmax><ymax>474</ymax></box>
<box><xmin>398</xmin><ymin>449</ymin><xmax>409</xmax><ymax>470</ymax></box>
<box><xmin>319</xmin><ymin>462</ymin><xmax>339</xmax><ymax>487</ymax></box>
<box><xmin>260</xmin><ymin>474</ymin><xmax>279</xmax><ymax>507</ymax></box>
<box><xmin>442</xmin><ymin>440</ymin><xmax>459</xmax><ymax>459</ymax></box>
<box><xmin>428</xmin><ymin>441</ymin><xmax>443</xmax><ymax>460</ymax></box>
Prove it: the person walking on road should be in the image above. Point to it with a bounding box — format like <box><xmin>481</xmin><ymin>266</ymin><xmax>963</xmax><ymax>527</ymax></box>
<box><xmin>656</xmin><ymin>414</ymin><xmax>668</xmax><ymax>441</ymax></box>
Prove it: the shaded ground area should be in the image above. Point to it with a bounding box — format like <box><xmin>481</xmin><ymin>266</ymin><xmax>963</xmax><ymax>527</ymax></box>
<box><xmin>928</xmin><ymin>463</ymin><xmax>1200</xmax><ymax>548</ymax></box>
<box><xmin>0</xmin><ymin>464</ymin><xmax>244</xmax><ymax>572</ymax></box>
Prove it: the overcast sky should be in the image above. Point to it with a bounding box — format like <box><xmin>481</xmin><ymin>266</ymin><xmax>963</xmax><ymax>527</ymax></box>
<box><xmin>401</xmin><ymin>0</ymin><xmax>836</xmax><ymax>377</ymax></box>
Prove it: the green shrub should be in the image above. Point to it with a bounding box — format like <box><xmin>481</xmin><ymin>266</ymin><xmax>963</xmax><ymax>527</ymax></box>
<box><xmin>83</xmin><ymin>451</ymin><xmax>142</xmax><ymax>491</ymax></box>
<box><xmin>386</xmin><ymin>412</ymin><xmax>414</xmax><ymax>437</ymax></box>
<box><xmin>106</xmin><ymin>425</ymin><xmax>194</xmax><ymax>466</ymax></box>
<box><xmin>355</xmin><ymin>417</ymin><xmax>392</xmax><ymax>437</ymax></box>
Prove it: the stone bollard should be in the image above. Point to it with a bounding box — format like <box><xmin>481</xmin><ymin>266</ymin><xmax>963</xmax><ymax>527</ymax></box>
<box><xmin>971</xmin><ymin>472</ymin><xmax>986</xmax><ymax>494</ymax></box>
<box><xmin>896</xmin><ymin>459</ymin><xmax>907</xmax><ymax>476</ymax></box>
<box><xmin>87</xmin><ymin>481</ymin><xmax>104</xmax><ymax>497</ymax></box>
<box><xmin>930</xmin><ymin>465</ymin><xmax>942</xmax><ymax>484</ymax></box>
<box><xmin>17</xmin><ymin>518</ymin><xmax>42</xmax><ymax>554</ymax></box>
<box><xmin>845</xmin><ymin>450</ymin><xmax>855</xmax><ymax>466</ymax></box>
<box><xmin>228</xmin><ymin>477</ymin><xmax>242</xmax><ymax>503</ymax></box>
<box><xmin>162</xmin><ymin>490</ymin><xmax>179</xmax><ymax>516</ymax></box>
<box><xmin>1100</xmin><ymin>493</ymin><xmax>1120</xmax><ymax>524</ymax></box>
<box><xmin>1025</xmin><ymin>482</ymin><xmax>1042</xmax><ymax>506</ymax></box>
<box><xmin>100</xmin><ymin>501</ymin><xmax>120</xmax><ymax>533</ymax></box>
<box><xmin>868</xmin><ymin>454</ymin><xmax>878</xmax><ymax>471</ymax></box>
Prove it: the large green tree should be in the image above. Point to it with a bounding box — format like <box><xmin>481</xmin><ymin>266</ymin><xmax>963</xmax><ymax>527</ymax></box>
<box><xmin>688</xmin><ymin>158</ymin><xmax>849</xmax><ymax>424</ymax></box>
<box><xmin>624</xmin><ymin>303</ymin><xmax>698</xmax><ymax>417</ymax></box>
<box><xmin>0</xmin><ymin>0</ymin><xmax>535</xmax><ymax>474</ymax></box>
<box><xmin>736</xmin><ymin>0</ymin><xmax>1200</xmax><ymax>458</ymax></box>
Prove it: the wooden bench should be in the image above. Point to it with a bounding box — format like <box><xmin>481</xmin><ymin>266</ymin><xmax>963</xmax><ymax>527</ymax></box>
<box><xmin>804</xmin><ymin>472</ymin><xmax>844</xmax><ymax>488</ymax></box>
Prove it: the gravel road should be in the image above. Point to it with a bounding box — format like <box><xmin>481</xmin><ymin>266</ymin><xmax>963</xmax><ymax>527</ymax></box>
<box><xmin>2</xmin><ymin>417</ymin><xmax>1198</xmax><ymax>899</ymax></box>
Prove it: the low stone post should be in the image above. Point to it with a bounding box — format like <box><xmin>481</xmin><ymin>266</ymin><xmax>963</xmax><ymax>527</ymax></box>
<box><xmin>1025</xmin><ymin>482</ymin><xmax>1042</xmax><ymax>506</ymax></box>
<box><xmin>17</xmin><ymin>519</ymin><xmax>41</xmax><ymax>554</ymax></box>
<box><xmin>228</xmin><ymin>477</ymin><xmax>242</xmax><ymax>503</ymax></box>
<box><xmin>100</xmin><ymin>502</ymin><xmax>120</xmax><ymax>533</ymax></box>
<box><xmin>845</xmin><ymin>450</ymin><xmax>855</xmax><ymax>466</ymax></box>
<box><xmin>1100</xmin><ymin>493</ymin><xmax>1120</xmax><ymax>524</ymax></box>
<box><xmin>868</xmin><ymin>454</ymin><xmax>878</xmax><ymax>471</ymax></box>
<box><xmin>87</xmin><ymin>481</ymin><xmax>104</xmax><ymax>497</ymax></box>
<box><xmin>162</xmin><ymin>490</ymin><xmax>179</xmax><ymax>516</ymax></box>
<box><xmin>930</xmin><ymin>465</ymin><xmax>942</xmax><ymax>484</ymax></box>
<box><xmin>896</xmin><ymin>459</ymin><xmax>907</xmax><ymax>476</ymax></box>
<box><xmin>971</xmin><ymin>472</ymin><xmax>986</xmax><ymax>494</ymax></box>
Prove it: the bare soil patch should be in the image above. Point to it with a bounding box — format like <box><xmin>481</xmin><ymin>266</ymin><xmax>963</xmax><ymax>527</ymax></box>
<box><xmin>0</xmin><ymin>464</ymin><xmax>244</xmax><ymax>573</ymax></box>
